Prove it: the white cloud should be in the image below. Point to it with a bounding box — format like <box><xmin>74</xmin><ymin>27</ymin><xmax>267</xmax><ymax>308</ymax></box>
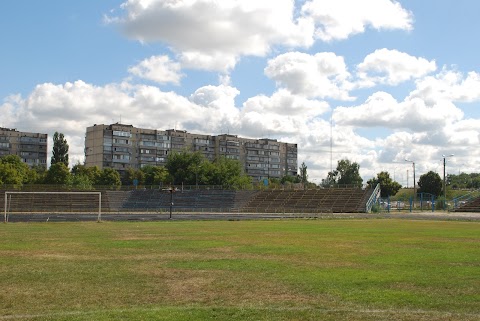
<box><xmin>333</xmin><ymin>91</ymin><xmax>464</xmax><ymax>131</ymax></box>
<box><xmin>190</xmin><ymin>84</ymin><xmax>239</xmax><ymax>109</ymax></box>
<box><xmin>357</xmin><ymin>49</ymin><xmax>437</xmax><ymax>86</ymax></box>
<box><xmin>409</xmin><ymin>69</ymin><xmax>480</xmax><ymax>104</ymax></box>
<box><xmin>111</xmin><ymin>0</ymin><xmax>315</xmax><ymax>72</ymax></box>
<box><xmin>265</xmin><ymin>51</ymin><xmax>354</xmax><ymax>100</ymax></box>
<box><xmin>128</xmin><ymin>55</ymin><xmax>183</xmax><ymax>84</ymax></box>
<box><xmin>238</xmin><ymin>89</ymin><xmax>329</xmax><ymax>138</ymax></box>
<box><xmin>179</xmin><ymin>51</ymin><xmax>239</xmax><ymax>72</ymax></box>
<box><xmin>301</xmin><ymin>0</ymin><xmax>413</xmax><ymax>41</ymax></box>
<box><xmin>3</xmin><ymin>76</ymin><xmax>480</xmax><ymax>182</ymax></box>
<box><xmin>3</xmin><ymin>81</ymin><xmax>331</xmax><ymax>166</ymax></box>
<box><xmin>0</xmin><ymin>80</ymin><xmax>242</xmax><ymax>165</ymax></box>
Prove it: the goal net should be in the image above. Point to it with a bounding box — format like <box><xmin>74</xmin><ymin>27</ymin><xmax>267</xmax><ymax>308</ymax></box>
<box><xmin>4</xmin><ymin>191</ymin><xmax>102</xmax><ymax>222</ymax></box>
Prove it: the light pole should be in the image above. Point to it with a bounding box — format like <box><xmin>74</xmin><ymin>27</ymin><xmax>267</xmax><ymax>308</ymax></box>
<box><xmin>405</xmin><ymin>159</ymin><xmax>416</xmax><ymax>207</ymax></box>
<box><xmin>443</xmin><ymin>154</ymin><xmax>454</xmax><ymax>210</ymax></box>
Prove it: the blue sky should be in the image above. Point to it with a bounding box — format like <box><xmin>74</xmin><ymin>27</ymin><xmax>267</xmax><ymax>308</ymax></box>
<box><xmin>1</xmin><ymin>0</ymin><xmax>480</xmax><ymax>185</ymax></box>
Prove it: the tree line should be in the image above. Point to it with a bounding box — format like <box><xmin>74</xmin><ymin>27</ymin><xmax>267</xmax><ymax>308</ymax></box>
<box><xmin>3</xmin><ymin>131</ymin><xmax>468</xmax><ymax>195</ymax></box>
<box><xmin>0</xmin><ymin>132</ymin><xmax>307</xmax><ymax>189</ymax></box>
<box><xmin>322</xmin><ymin>158</ymin><xmax>469</xmax><ymax>198</ymax></box>
<box><xmin>0</xmin><ymin>152</ymin><xmax>254</xmax><ymax>189</ymax></box>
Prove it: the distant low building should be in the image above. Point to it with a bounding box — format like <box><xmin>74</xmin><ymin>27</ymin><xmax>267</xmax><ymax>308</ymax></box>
<box><xmin>0</xmin><ymin>127</ymin><xmax>48</xmax><ymax>168</ymax></box>
<box><xmin>84</xmin><ymin>123</ymin><xmax>298</xmax><ymax>181</ymax></box>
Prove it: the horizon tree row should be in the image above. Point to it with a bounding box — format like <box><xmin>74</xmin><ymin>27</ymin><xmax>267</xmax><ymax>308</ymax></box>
<box><xmin>0</xmin><ymin>152</ymin><xmax>306</xmax><ymax>190</ymax></box>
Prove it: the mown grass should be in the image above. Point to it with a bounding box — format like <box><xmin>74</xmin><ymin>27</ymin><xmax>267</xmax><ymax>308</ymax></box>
<box><xmin>0</xmin><ymin>219</ymin><xmax>479</xmax><ymax>320</ymax></box>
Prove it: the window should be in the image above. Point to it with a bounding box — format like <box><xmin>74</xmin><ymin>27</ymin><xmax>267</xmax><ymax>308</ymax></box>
<box><xmin>113</xmin><ymin>138</ymin><xmax>130</xmax><ymax>145</ymax></box>
<box><xmin>20</xmin><ymin>137</ymin><xmax>38</xmax><ymax>143</ymax></box>
<box><xmin>113</xmin><ymin>130</ymin><xmax>132</xmax><ymax>137</ymax></box>
<box><xmin>195</xmin><ymin>138</ymin><xmax>210</xmax><ymax>144</ymax></box>
<box><xmin>157</xmin><ymin>135</ymin><xmax>170</xmax><ymax>141</ymax></box>
<box><xmin>156</xmin><ymin>142</ymin><xmax>170</xmax><ymax>148</ymax></box>
<box><xmin>113</xmin><ymin>154</ymin><xmax>130</xmax><ymax>160</ymax></box>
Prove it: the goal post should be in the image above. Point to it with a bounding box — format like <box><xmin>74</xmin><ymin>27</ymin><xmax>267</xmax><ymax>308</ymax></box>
<box><xmin>4</xmin><ymin>191</ymin><xmax>102</xmax><ymax>223</ymax></box>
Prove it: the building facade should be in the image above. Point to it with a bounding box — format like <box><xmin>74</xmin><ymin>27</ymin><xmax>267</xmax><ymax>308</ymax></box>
<box><xmin>85</xmin><ymin>123</ymin><xmax>297</xmax><ymax>181</ymax></box>
<box><xmin>0</xmin><ymin>127</ymin><xmax>48</xmax><ymax>168</ymax></box>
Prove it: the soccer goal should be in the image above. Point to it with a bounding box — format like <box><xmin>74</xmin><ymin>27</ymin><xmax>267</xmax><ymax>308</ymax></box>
<box><xmin>4</xmin><ymin>191</ymin><xmax>102</xmax><ymax>222</ymax></box>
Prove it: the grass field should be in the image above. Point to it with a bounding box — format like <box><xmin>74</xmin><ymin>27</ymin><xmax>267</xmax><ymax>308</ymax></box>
<box><xmin>1</xmin><ymin>219</ymin><xmax>479</xmax><ymax>320</ymax></box>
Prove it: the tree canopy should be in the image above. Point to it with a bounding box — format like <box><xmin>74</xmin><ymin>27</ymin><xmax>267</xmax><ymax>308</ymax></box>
<box><xmin>45</xmin><ymin>163</ymin><xmax>71</xmax><ymax>185</ymax></box>
<box><xmin>0</xmin><ymin>155</ymin><xmax>34</xmax><ymax>185</ymax></box>
<box><xmin>141</xmin><ymin>165</ymin><xmax>169</xmax><ymax>186</ymax></box>
<box><xmin>367</xmin><ymin>171</ymin><xmax>402</xmax><ymax>197</ymax></box>
<box><xmin>208</xmin><ymin>157</ymin><xmax>251</xmax><ymax>189</ymax></box>
<box><xmin>299</xmin><ymin>162</ymin><xmax>308</xmax><ymax>188</ymax></box>
<box><xmin>96</xmin><ymin>168</ymin><xmax>121</xmax><ymax>187</ymax></box>
<box><xmin>324</xmin><ymin>159</ymin><xmax>363</xmax><ymax>187</ymax></box>
<box><xmin>165</xmin><ymin>150</ymin><xmax>204</xmax><ymax>185</ymax></box>
<box><xmin>418</xmin><ymin>171</ymin><xmax>443</xmax><ymax>196</ymax></box>
<box><xmin>448</xmin><ymin>172</ymin><xmax>480</xmax><ymax>189</ymax></box>
<box><xmin>51</xmin><ymin>132</ymin><xmax>69</xmax><ymax>167</ymax></box>
<box><xmin>0</xmin><ymin>150</ymin><xmax>302</xmax><ymax>190</ymax></box>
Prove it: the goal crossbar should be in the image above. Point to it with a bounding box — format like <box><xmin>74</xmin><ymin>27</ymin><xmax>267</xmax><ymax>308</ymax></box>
<box><xmin>4</xmin><ymin>191</ymin><xmax>102</xmax><ymax>223</ymax></box>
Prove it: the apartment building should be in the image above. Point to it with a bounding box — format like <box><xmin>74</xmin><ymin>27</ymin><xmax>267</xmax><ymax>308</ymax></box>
<box><xmin>85</xmin><ymin>123</ymin><xmax>298</xmax><ymax>181</ymax></box>
<box><xmin>0</xmin><ymin>127</ymin><xmax>48</xmax><ymax>168</ymax></box>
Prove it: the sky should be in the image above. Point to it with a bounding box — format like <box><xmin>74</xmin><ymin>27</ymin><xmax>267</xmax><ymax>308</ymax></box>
<box><xmin>1</xmin><ymin>0</ymin><xmax>480</xmax><ymax>186</ymax></box>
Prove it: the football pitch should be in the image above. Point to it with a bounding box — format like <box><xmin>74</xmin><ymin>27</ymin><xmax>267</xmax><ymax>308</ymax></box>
<box><xmin>1</xmin><ymin>219</ymin><xmax>479</xmax><ymax>320</ymax></box>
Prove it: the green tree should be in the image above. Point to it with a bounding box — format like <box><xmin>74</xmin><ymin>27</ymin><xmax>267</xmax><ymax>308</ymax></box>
<box><xmin>165</xmin><ymin>150</ymin><xmax>205</xmax><ymax>185</ymax></box>
<box><xmin>448</xmin><ymin>172</ymin><xmax>480</xmax><ymax>189</ymax></box>
<box><xmin>208</xmin><ymin>157</ymin><xmax>251</xmax><ymax>189</ymax></box>
<box><xmin>281</xmin><ymin>175</ymin><xmax>301</xmax><ymax>184</ymax></box>
<box><xmin>299</xmin><ymin>162</ymin><xmax>308</xmax><ymax>188</ymax></box>
<box><xmin>0</xmin><ymin>163</ymin><xmax>23</xmax><ymax>185</ymax></box>
<box><xmin>418</xmin><ymin>171</ymin><xmax>443</xmax><ymax>196</ymax></box>
<box><xmin>70</xmin><ymin>174</ymin><xmax>93</xmax><ymax>190</ymax></box>
<box><xmin>71</xmin><ymin>164</ymin><xmax>101</xmax><ymax>185</ymax></box>
<box><xmin>45</xmin><ymin>163</ymin><xmax>71</xmax><ymax>185</ymax></box>
<box><xmin>29</xmin><ymin>164</ymin><xmax>47</xmax><ymax>184</ymax></box>
<box><xmin>141</xmin><ymin>165</ymin><xmax>169</xmax><ymax>186</ymax></box>
<box><xmin>367</xmin><ymin>171</ymin><xmax>402</xmax><ymax>197</ymax></box>
<box><xmin>97</xmin><ymin>168</ymin><xmax>121</xmax><ymax>188</ymax></box>
<box><xmin>51</xmin><ymin>132</ymin><xmax>69</xmax><ymax>166</ymax></box>
<box><xmin>0</xmin><ymin>155</ymin><xmax>31</xmax><ymax>185</ymax></box>
<box><xmin>325</xmin><ymin>159</ymin><xmax>363</xmax><ymax>187</ymax></box>
<box><xmin>123</xmin><ymin>167</ymin><xmax>145</xmax><ymax>186</ymax></box>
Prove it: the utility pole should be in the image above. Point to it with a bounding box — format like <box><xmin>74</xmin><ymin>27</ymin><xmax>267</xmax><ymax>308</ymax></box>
<box><xmin>443</xmin><ymin>154</ymin><xmax>454</xmax><ymax>210</ymax></box>
<box><xmin>405</xmin><ymin>159</ymin><xmax>416</xmax><ymax>207</ymax></box>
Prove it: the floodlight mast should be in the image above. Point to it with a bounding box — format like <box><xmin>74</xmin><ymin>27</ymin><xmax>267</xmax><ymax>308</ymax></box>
<box><xmin>442</xmin><ymin>154</ymin><xmax>454</xmax><ymax>210</ymax></box>
<box><xmin>405</xmin><ymin>159</ymin><xmax>416</xmax><ymax>207</ymax></box>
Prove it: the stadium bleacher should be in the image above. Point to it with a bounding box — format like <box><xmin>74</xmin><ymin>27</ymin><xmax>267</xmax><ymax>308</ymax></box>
<box><xmin>453</xmin><ymin>196</ymin><xmax>480</xmax><ymax>212</ymax></box>
<box><xmin>2</xmin><ymin>187</ymin><xmax>377</xmax><ymax>214</ymax></box>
